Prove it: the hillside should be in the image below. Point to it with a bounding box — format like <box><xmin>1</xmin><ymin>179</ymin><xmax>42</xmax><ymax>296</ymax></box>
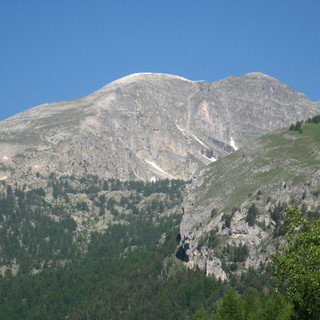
<box><xmin>0</xmin><ymin>176</ymin><xmax>186</xmax><ymax>275</ymax></box>
<box><xmin>179</xmin><ymin>122</ymin><xmax>320</xmax><ymax>279</ymax></box>
<box><xmin>0</xmin><ymin>73</ymin><xmax>319</xmax><ymax>319</ymax></box>
<box><xmin>1</xmin><ymin>72</ymin><xmax>319</xmax><ymax>183</ymax></box>
<box><xmin>0</xmin><ymin>175</ymin><xmax>282</xmax><ymax>319</ymax></box>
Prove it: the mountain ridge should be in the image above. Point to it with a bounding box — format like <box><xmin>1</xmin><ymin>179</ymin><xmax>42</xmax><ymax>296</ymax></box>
<box><xmin>1</xmin><ymin>72</ymin><xmax>319</xmax><ymax>184</ymax></box>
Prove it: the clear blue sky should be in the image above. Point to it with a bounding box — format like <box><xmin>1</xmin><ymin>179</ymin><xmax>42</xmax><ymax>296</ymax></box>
<box><xmin>1</xmin><ymin>1</ymin><xmax>319</xmax><ymax>121</ymax></box>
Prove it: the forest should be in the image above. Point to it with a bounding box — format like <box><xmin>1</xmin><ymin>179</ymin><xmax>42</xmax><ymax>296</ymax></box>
<box><xmin>0</xmin><ymin>176</ymin><xmax>318</xmax><ymax>319</ymax></box>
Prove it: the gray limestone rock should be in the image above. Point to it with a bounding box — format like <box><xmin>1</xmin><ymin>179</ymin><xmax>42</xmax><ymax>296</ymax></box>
<box><xmin>0</xmin><ymin>72</ymin><xmax>319</xmax><ymax>185</ymax></box>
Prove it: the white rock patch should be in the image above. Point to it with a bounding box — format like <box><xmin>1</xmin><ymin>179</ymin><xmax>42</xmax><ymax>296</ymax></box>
<box><xmin>191</xmin><ymin>134</ymin><xmax>208</xmax><ymax>148</ymax></box>
<box><xmin>176</xmin><ymin>124</ymin><xmax>189</xmax><ymax>138</ymax></box>
<box><xmin>230</xmin><ymin>137</ymin><xmax>238</xmax><ymax>151</ymax></box>
<box><xmin>145</xmin><ymin>160</ymin><xmax>175</xmax><ymax>178</ymax></box>
<box><xmin>202</xmin><ymin>154</ymin><xmax>217</xmax><ymax>162</ymax></box>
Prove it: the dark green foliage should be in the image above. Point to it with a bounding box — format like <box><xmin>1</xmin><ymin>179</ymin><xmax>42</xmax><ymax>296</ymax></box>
<box><xmin>256</xmin><ymin>190</ymin><xmax>262</xmax><ymax>200</ymax></box>
<box><xmin>270</xmin><ymin>203</ymin><xmax>287</xmax><ymax>237</ymax></box>
<box><xmin>233</xmin><ymin>244</ymin><xmax>249</xmax><ymax>263</ymax></box>
<box><xmin>194</xmin><ymin>288</ymin><xmax>293</xmax><ymax>320</ymax></box>
<box><xmin>270</xmin><ymin>203</ymin><xmax>285</xmax><ymax>223</ymax></box>
<box><xmin>193</xmin><ymin>306</ymin><xmax>211</xmax><ymax>320</ymax></box>
<box><xmin>102</xmin><ymin>180</ymin><xmax>109</xmax><ymax>191</ymax></box>
<box><xmin>76</xmin><ymin>201</ymin><xmax>89</xmax><ymax>211</ymax></box>
<box><xmin>0</xmin><ymin>212</ymin><xmax>226</xmax><ymax>320</ymax></box>
<box><xmin>210</xmin><ymin>208</ymin><xmax>217</xmax><ymax>218</ymax></box>
<box><xmin>207</xmin><ymin>229</ymin><xmax>219</xmax><ymax>248</ymax></box>
<box><xmin>0</xmin><ymin>176</ymin><xmax>188</xmax><ymax>276</ymax></box>
<box><xmin>306</xmin><ymin>114</ymin><xmax>320</xmax><ymax>124</ymax></box>
<box><xmin>246</xmin><ymin>203</ymin><xmax>258</xmax><ymax>226</ymax></box>
<box><xmin>0</xmin><ymin>186</ymin><xmax>78</xmax><ymax>274</ymax></box>
<box><xmin>197</xmin><ymin>229</ymin><xmax>219</xmax><ymax>250</ymax></box>
<box><xmin>221</xmin><ymin>213</ymin><xmax>232</xmax><ymax>229</ymax></box>
<box><xmin>0</xmin><ymin>174</ymin><xmax>304</xmax><ymax>319</ymax></box>
<box><xmin>214</xmin><ymin>288</ymin><xmax>246</xmax><ymax>320</ymax></box>
<box><xmin>289</xmin><ymin>120</ymin><xmax>303</xmax><ymax>132</ymax></box>
<box><xmin>106</xmin><ymin>197</ymin><xmax>116</xmax><ymax>210</ymax></box>
<box><xmin>0</xmin><ymin>174</ymin><xmax>287</xmax><ymax>320</ymax></box>
<box><xmin>223</xmin><ymin>244</ymin><xmax>249</xmax><ymax>264</ymax></box>
<box><xmin>274</xmin><ymin>206</ymin><xmax>320</xmax><ymax>320</ymax></box>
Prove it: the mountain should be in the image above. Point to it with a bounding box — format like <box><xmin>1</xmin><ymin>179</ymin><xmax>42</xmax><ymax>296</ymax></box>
<box><xmin>179</xmin><ymin>122</ymin><xmax>320</xmax><ymax>280</ymax></box>
<box><xmin>1</xmin><ymin>72</ymin><xmax>319</xmax><ymax>184</ymax></box>
<box><xmin>0</xmin><ymin>73</ymin><xmax>319</xmax><ymax>319</ymax></box>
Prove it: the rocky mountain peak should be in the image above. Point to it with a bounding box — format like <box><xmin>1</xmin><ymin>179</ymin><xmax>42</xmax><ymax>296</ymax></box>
<box><xmin>0</xmin><ymin>73</ymin><xmax>319</xmax><ymax>184</ymax></box>
<box><xmin>106</xmin><ymin>72</ymin><xmax>194</xmax><ymax>87</ymax></box>
<box><xmin>244</xmin><ymin>71</ymin><xmax>275</xmax><ymax>78</ymax></box>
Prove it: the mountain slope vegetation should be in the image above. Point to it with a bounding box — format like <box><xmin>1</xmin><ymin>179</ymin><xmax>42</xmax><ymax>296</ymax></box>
<box><xmin>0</xmin><ymin>176</ymin><xmax>185</xmax><ymax>275</ymax></box>
<box><xmin>180</xmin><ymin>122</ymin><xmax>320</xmax><ymax>279</ymax></box>
<box><xmin>0</xmin><ymin>171</ymin><xmax>291</xmax><ymax>319</ymax></box>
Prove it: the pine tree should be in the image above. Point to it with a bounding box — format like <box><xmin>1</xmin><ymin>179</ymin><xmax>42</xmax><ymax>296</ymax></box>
<box><xmin>215</xmin><ymin>288</ymin><xmax>245</xmax><ymax>320</ymax></box>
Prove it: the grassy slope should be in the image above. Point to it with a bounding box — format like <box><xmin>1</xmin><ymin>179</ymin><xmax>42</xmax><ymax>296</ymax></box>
<box><xmin>197</xmin><ymin>124</ymin><xmax>320</xmax><ymax>213</ymax></box>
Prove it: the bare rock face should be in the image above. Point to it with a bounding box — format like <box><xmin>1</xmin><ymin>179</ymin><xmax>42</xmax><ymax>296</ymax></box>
<box><xmin>0</xmin><ymin>72</ymin><xmax>319</xmax><ymax>184</ymax></box>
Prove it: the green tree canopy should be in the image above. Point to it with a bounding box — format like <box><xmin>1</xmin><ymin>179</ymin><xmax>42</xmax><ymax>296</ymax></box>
<box><xmin>214</xmin><ymin>288</ymin><xmax>245</xmax><ymax>320</ymax></box>
<box><xmin>274</xmin><ymin>206</ymin><xmax>320</xmax><ymax>319</ymax></box>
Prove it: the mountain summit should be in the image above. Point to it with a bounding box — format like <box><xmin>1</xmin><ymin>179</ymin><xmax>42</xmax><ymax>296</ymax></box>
<box><xmin>0</xmin><ymin>72</ymin><xmax>319</xmax><ymax>183</ymax></box>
